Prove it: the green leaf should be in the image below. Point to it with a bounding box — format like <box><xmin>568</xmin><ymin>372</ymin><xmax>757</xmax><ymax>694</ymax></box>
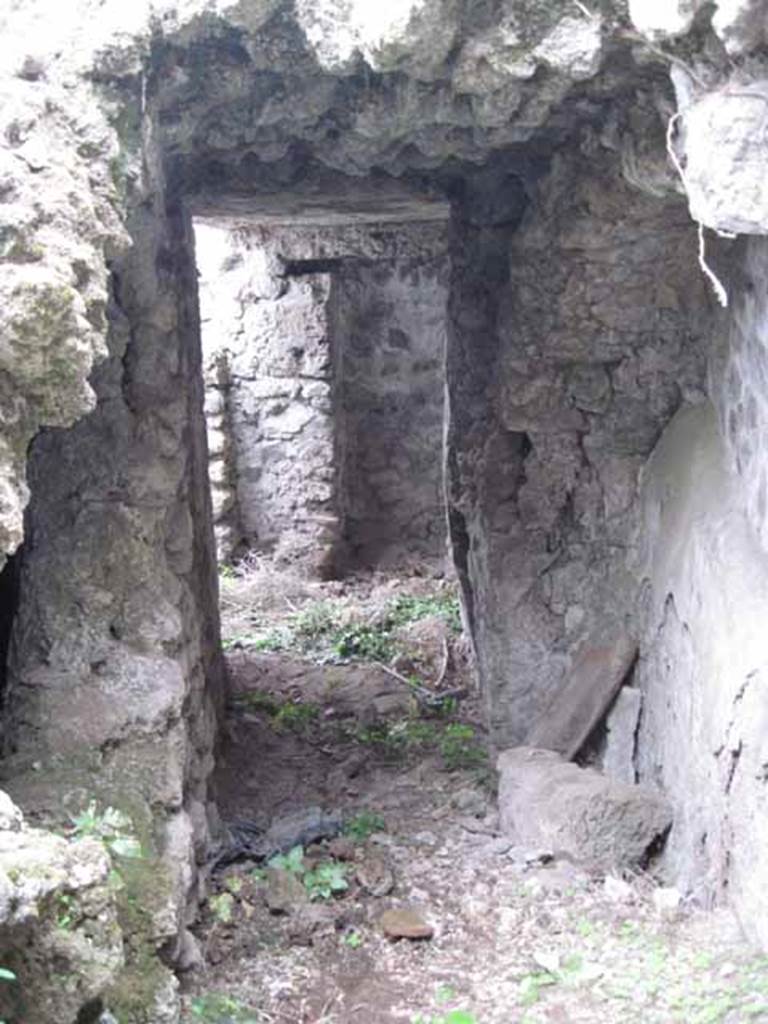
<box><xmin>108</xmin><ymin>836</ymin><xmax>143</xmax><ymax>859</ymax></box>
<box><xmin>209</xmin><ymin>892</ymin><xmax>235</xmax><ymax>924</ymax></box>
<box><xmin>0</xmin><ymin>968</ymin><xmax>16</xmax><ymax>982</ymax></box>
<box><xmin>269</xmin><ymin>844</ymin><xmax>305</xmax><ymax>874</ymax></box>
<box><xmin>444</xmin><ymin>1012</ymin><xmax>477</xmax><ymax>1024</ymax></box>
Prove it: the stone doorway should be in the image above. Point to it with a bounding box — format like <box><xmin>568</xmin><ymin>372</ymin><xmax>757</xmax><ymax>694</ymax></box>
<box><xmin>193</xmin><ymin>197</ymin><xmax>451</xmax><ymax>579</ymax></box>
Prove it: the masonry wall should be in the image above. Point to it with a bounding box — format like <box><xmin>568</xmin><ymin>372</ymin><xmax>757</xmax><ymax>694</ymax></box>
<box><xmin>332</xmin><ymin>255</ymin><xmax>449</xmax><ymax>570</ymax></box>
<box><xmin>196</xmin><ymin>220</ymin><xmax>338</xmax><ymax>571</ymax></box>
<box><xmin>630</xmin><ymin>239</ymin><xmax>768</xmax><ymax>949</ymax></box>
<box><xmin>2</xmin><ymin>188</ymin><xmax>223</xmax><ymax>1020</ymax></box>
<box><xmin>446</xmin><ymin>152</ymin><xmax>710</xmax><ymax>747</ymax></box>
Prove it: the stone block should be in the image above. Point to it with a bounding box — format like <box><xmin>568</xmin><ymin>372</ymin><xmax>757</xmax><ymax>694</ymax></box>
<box><xmin>603</xmin><ymin>686</ymin><xmax>643</xmax><ymax>785</ymax></box>
<box><xmin>526</xmin><ymin>632</ymin><xmax>638</xmax><ymax>759</ymax></box>
<box><xmin>497</xmin><ymin>746</ymin><xmax>673</xmax><ymax>870</ymax></box>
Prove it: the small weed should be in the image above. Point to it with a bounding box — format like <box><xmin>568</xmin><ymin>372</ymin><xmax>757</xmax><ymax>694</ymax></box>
<box><xmin>223</xmin><ymin>876</ymin><xmax>243</xmax><ymax>896</ymax></box>
<box><xmin>355</xmin><ymin>717</ymin><xmax>438</xmax><ymax>758</ymax></box>
<box><xmin>412</xmin><ymin>1012</ymin><xmax>477</xmax><ymax>1024</ymax></box>
<box><xmin>387</xmin><ymin>593</ymin><xmax>462</xmax><ymax>633</ymax></box>
<box><xmin>439</xmin><ymin>724</ymin><xmax>486</xmax><ymax>771</ymax></box>
<box><xmin>208</xmin><ymin>892</ymin><xmax>235</xmax><ymax>925</ymax></box>
<box><xmin>68</xmin><ymin>801</ymin><xmax>142</xmax><ymax>860</ymax></box>
<box><xmin>343</xmin><ymin>930</ymin><xmax>364</xmax><ymax>949</ymax></box>
<box><xmin>223</xmin><ymin>629</ymin><xmax>288</xmax><ymax>653</ymax></box>
<box><xmin>235</xmin><ymin>691</ymin><xmax>280</xmax><ymax>715</ymax></box>
<box><xmin>303</xmin><ymin>861</ymin><xmax>348</xmax><ymax>900</ymax></box>
<box><xmin>55</xmin><ymin>892</ymin><xmax>77</xmax><ymax>931</ymax></box>
<box><xmin>267</xmin><ymin>845</ymin><xmax>305</xmax><ymax>875</ymax></box>
<box><xmin>190</xmin><ymin>992</ymin><xmax>258</xmax><ymax>1023</ymax></box>
<box><xmin>333</xmin><ymin>624</ymin><xmax>394</xmax><ymax>661</ymax></box>
<box><xmin>292</xmin><ymin>602</ymin><xmax>340</xmax><ymax>647</ymax></box>
<box><xmin>518</xmin><ymin>970</ymin><xmax>557</xmax><ymax>1006</ymax></box>
<box><xmin>235</xmin><ymin>691</ymin><xmax>319</xmax><ymax>734</ymax></box>
<box><xmin>267</xmin><ymin>845</ymin><xmax>347</xmax><ymax>900</ymax></box>
<box><xmin>272</xmin><ymin>701</ymin><xmax>319</xmax><ymax>734</ymax></box>
<box><xmin>343</xmin><ymin>811</ymin><xmax>386</xmax><ymax>841</ymax></box>
<box><xmin>0</xmin><ymin>967</ymin><xmax>16</xmax><ymax>1024</ymax></box>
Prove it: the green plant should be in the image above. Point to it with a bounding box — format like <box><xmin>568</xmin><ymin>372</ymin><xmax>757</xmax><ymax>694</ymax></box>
<box><xmin>267</xmin><ymin>845</ymin><xmax>304</xmax><ymax>874</ymax></box>
<box><xmin>55</xmin><ymin>892</ymin><xmax>77</xmax><ymax>931</ymax></box>
<box><xmin>222</xmin><ymin>629</ymin><xmax>288</xmax><ymax>653</ymax></box>
<box><xmin>235</xmin><ymin>691</ymin><xmax>279</xmax><ymax>714</ymax></box>
<box><xmin>387</xmin><ymin>592</ymin><xmax>462</xmax><ymax>633</ymax></box>
<box><xmin>333</xmin><ymin>623</ymin><xmax>394</xmax><ymax>661</ymax></box>
<box><xmin>209</xmin><ymin>892</ymin><xmax>235</xmax><ymax>924</ymax></box>
<box><xmin>412</xmin><ymin>1012</ymin><xmax>477</xmax><ymax>1024</ymax></box>
<box><xmin>68</xmin><ymin>801</ymin><xmax>142</xmax><ymax>859</ymax></box>
<box><xmin>272</xmin><ymin>701</ymin><xmax>319</xmax><ymax>734</ymax></box>
<box><xmin>354</xmin><ymin>717</ymin><xmax>439</xmax><ymax>758</ymax></box>
<box><xmin>343</xmin><ymin>930</ymin><xmax>364</xmax><ymax>949</ymax></box>
<box><xmin>291</xmin><ymin>602</ymin><xmax>340</xmax><ymax>648</ymax></box>
<box><xmin>343</xmin><ymin>810</ymin><xmax>386</xmax><ymax>841</ymax></box>
<box><xmin>303</xmin><ymin>861</ymin><xmax>348</xmax><ymax>901</ymax></box>
<box><xmin>435</xmin><ymin>985</ymin><xmax>455</xmax><ymax>1005</ymax></box>
<box><xmin>189</xmin><ymin>992</ymin><xmax>258</xmax><ymax>1023</ymax></box>
<box><xmin>439</xmin><ymin>724</ymin><xmax>487</xmax><ymax>770</ymax></box>
<box><xmin>518</xmin><ymin>970</ymin><xmax>557</xmax><ymax>1007</ymax></box>
<box><xmin>0</xmin><ymin>966</ymin><xmax>16</xmax><ymax>1024</ymax></box>
<box><xmin>267</xmin><ymin>846</ymin><xmax>347</xmax><ymax>900</ymax></box>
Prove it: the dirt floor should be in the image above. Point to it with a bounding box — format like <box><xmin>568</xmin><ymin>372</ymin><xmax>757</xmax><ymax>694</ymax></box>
<box><xmin>181</xmin><ymin>562</ymin><xmax>768</xmax><ymax>1024</ymax></box>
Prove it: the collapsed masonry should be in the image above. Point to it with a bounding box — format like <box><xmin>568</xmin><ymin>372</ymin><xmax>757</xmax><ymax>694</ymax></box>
<box><xmin>2</xmin><ymin>0</ymin><xmax>768</xmax><ymax>1020</ymax></box>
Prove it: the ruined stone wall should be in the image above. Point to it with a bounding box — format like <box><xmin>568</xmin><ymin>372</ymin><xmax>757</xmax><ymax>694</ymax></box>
<box><xmin>331</xmin><ymin>255</ymin><xmax>449</xmax><ymax>570</ymax></box>
<box><xmin>633</xmin><ymin>400</ymin><xmax>768</xmax><ymax>950</ymax></box>
<box><xmin>448</xmin><ymin>150</ymin><xmax>710</xmax><ymax>747</ymax></box>
<box><xmin>628</xmin><ymin>238</ymin><xmax>768</xmax><ymax>950</ymax></box>
<box><xmin>4</xmin><ymin>0</ymin><xmax>768</xmax><ymax>1012</ymax></box>
<box><xmin>2</xmin><ymin>157</ymin><xmax>223</xmax><ymax>1023</ymax></box>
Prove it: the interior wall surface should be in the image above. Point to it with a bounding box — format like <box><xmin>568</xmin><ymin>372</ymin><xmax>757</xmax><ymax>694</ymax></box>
<box><xmin>196</xmin><ymin>221</ymin><xmax>337</xmax><ymax>570</ymax></box>
<box><xmin>1</xmin><ymin>189</ymin><xmax>223</xmax><ymax>1014</ymax></box>
<box><xmin>446</xmin><ymin>151</ymin><xmax>710</xmax><ymax>748</ymax></box>
<box><xmin>631</xmin><ymin>239</ymin><xmax>768</xmax><ymax>948</ymax></box>
<box><xmin>331</xmin><ymin>254</ymin><xmax>449</xmax><ymax>571</ymax></box>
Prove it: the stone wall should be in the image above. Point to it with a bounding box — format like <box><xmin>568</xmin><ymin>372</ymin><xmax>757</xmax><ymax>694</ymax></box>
<box><xmin>196</xmin><ymin>221</ymin><xmax>337</xmax><ymax>570</ymax></box>
<box><xmin>447</xmin><ymin>151</ymin><xmax>710</xmax><ymax>747</ymax></box>
<box><xmin>4</xmin><ymin>1</ymin><xmax>768</xmax><ymax>1014</ymax></box>
<box><xmin>2</xmin><ymin>166</ymin><xmax>223</xmax><ymax>1021</ymax></box>
<box><xmin>633</xmin><ymin>401</ymin><xmax>768</xmax><ymax>950</ymax></box>
<box><xmin>331</xmin><ymin>255</ymin><xmax>449</xmax><ymax>570</ymax></box>
<box><xmin>196</xmin><ymin>218</ymin><xmax>448</xmax><ymax>574</ymax></box>
<box><xmin>629</xmin><ymin>239</ymin><xmax>768</xmax><ymax>950</ymax></box>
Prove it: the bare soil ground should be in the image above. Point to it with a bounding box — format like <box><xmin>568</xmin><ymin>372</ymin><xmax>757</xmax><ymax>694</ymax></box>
<box><xmin>181</xmin><ymin>564</ymin><xmax>768</xmax><ymax>1024</ymax></box>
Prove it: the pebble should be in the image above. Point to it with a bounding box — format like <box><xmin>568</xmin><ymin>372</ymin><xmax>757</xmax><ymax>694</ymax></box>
<box><xmin>356</xmin><ymin>855</ymin><xmax>395</xmax><ymax>897</ymax></box>
<box><xmin>380</xmin><ymin>907</ymin><xmax>434</xmax><ymax>940</ymax></box>
<box><xmin>264</xmin><ymin>867</ymin><xmax>307</xmax><ymax>914</ymax></box>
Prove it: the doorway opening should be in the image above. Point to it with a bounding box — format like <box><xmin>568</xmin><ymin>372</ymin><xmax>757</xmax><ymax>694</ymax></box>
<box><xmin>192</xmin><ymin>194</ymin><xmax>451</xmax><ymax>582</ymax></box>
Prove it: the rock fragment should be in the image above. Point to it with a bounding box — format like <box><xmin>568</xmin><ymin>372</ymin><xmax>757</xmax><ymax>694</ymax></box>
<box><xmin>379</xmin><ymin>907</ymin><xmax>433</xmax><ymax>940</ymax></box>
<box><xmin>264</xmin><ymin>868</ymin><xmax>307</xmax><ymax>914</ymax></box>
<box><xmin>497</xmin><ymin>746</ymin><xmax>672</xmax><ymax>871</ymax></box>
